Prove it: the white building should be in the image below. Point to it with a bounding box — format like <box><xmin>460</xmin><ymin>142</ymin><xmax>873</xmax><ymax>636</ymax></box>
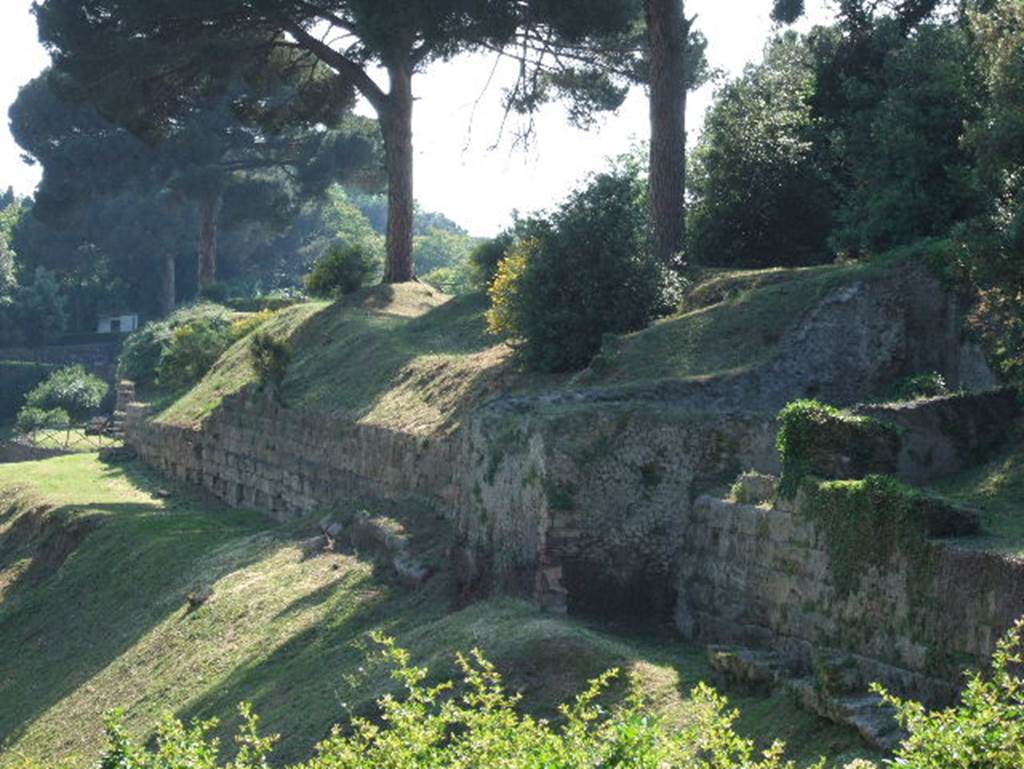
<box><xmin>96</xmin><ymin>313</ymin><xmax>140</xmax><ymax>334</ymax></box>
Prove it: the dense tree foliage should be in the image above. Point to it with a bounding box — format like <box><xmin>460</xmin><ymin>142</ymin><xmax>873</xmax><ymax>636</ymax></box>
<box><xmin>33</xmin><ymin>0</ymin><xmax>650</xmax><ymax>284</ymax></box>
<box><xmin>690</xmin><ymin>1</ymin><xmax>1001</xmax><ymax>269</ymax></box>
<box><xmin>10</xmin><ymin>69</ymin><xmax>382</xmax><ymax>309</ymax></box>
<box><xmin>689</xmin><ymin>34</ymin><xmax>834</xmax><ymax>267</ymax></box>
<box><xmin>955</xmin><ymin>0</ymin><xmax>1024</xmax><ymax>384</ymax></box>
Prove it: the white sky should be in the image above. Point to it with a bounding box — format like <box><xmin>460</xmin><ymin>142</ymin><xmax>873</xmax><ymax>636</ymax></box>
<box><xmin>0</xmin><ymin>0</ymin><xmax>833</xmax><ymax>236</ymax></box>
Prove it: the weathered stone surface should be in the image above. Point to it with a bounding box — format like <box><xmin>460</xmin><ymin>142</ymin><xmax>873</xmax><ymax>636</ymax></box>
<box><xmin>99</xmin><ymin>445</ymin><xmax>138</xmax><ymax>463</ymax></box>
<box><xmin>734</xmin><ymin>471</ymin><xmax>778</xmax><ymax>505</ymax></box>
<box><xmin>786</xmin><ymin>680</ymin><xmax>905</xmax><ymax>752</ymax></box>
<box><xmin>854</xmin><ymin>388</ymin><xmax>1020</xmax><ymax>485</ymax></box>
<box><xmin>0</xmin><ymin>440</ymin><xmax>68</xmax><ymax>464</ymax></box>
<box><xmin>676</xmin><ymin>489</ymin><xmax>1024</xmax><ymax>706</ymax></box>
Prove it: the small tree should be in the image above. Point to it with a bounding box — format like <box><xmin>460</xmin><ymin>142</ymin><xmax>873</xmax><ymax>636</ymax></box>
<box><xmin>24</xmin><ymin>364</ymin><xmax>108</xmax><ymax>421</ymax></box>
<box><xmin>305</xmin><ymin>244</ymin><xmax>377</xmax><ymax>298</ymax></box>
<box><xmin>251</xmin><ymin>332</ymin><xmax>292</xmax><ymax>405</ymax></box>
<box><xmin>15</xmin><ymin>406</ymin><xmax>69</xmax><ymax>439</ymax></box>
<box><xmin>156</xmin><ymin>318</ymin><xmax>237</xmax><ymax>391</ymax></box>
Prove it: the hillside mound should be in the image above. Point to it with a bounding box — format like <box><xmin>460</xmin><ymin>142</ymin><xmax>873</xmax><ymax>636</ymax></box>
<box><xmin>156</xmin><ymin>259</ymin><xmax>992</xmax><ymax>436</ymax></box>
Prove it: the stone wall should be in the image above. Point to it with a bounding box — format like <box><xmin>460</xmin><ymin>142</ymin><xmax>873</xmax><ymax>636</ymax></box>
<box><xmin>855</xmin><ymin>388</ymin><xmax>1020</xmax><ymax>485</ymax></box>
<box><xmin>676</xmin><ymin>490</ymin><xmax>1024</xmax><ymax>704</ymax></box>
<box><xmin>126</xmin><ymin>393</ymin><xmax>463</xmax><ymax>519</ymax></box>
<box><xmin>452</xmin><ymin>403</ymin><xmax>780</xmax><ymax>614</ymax></box>
<box><xmin>121</xmin><ymin>264</ymin><xmax>1023</xmax><ymax>708</ymax></box>
<box><xmin>0</xmin><ymin>342</ymin><xmax>120</xmax><ymax>374</ymax></box>
<box><xmin>0</xmin><ymin>440</ymin><xmax>67</xmax><ymax>464</ymax></box>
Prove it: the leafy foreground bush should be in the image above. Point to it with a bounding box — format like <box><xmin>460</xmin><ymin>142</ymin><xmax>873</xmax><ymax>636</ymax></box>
<box><xmin>79</xmin><ymin>622</ymin><xmax>1024</xmax><ymax>769</ymax></box>
<box><xmin>92</xmin><ymin>635</ymin><xmax>808</xmax><ymax>769</ymax></box>
<box><xmin>874</xmin><ymin>616</ymin><xmax>1024</xmax><ymax>768</ymax></box>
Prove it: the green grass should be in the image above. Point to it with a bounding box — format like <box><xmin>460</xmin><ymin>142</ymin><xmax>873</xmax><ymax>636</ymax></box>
<box><xmin>158</xmin><ymin>285</ymin><xmax>517</xmax><ymax>433</ymax></box>
<box><xmin>156</xmin><ymin>264</ymin><xmax>899</xmax><ymax>434</ymax></box>
<box><xmin>581</xmin><ymin>262</ymin><xmax>884</xmax><ymax>386</ymax></box>
<box><xmin>0</xmin><ymin>454</ymin><xmax>876</xmax><ymax>768</ymax></box>
<box><xmin>931</xmin><ymin>430</ymin><xmax>1024</xmax><ymax>555</ymax></box>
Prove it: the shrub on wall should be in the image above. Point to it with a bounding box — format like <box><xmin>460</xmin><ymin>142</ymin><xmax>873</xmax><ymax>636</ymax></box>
<box><xmin>156</xmin><ymin>319</ymin><xmax>238</xmax><ymax>391</ymax></box>
<box><xmin>305</xmin><ymin>243</ymin><xmax>376</xmax><ymax>298</ymax></box>
<box><xmin>251</xmin><ymin>331</ymin><xmax>291</xmax><ymax>403</ymax></box>
<box><xmin>776</xmin><ymin>399</ymin><xmax>901</xmax><ymax>496</ymax></box>
<box><xmin>888</xmin><ymin>372</ymin><xmax>951</xmax><ymax>402</ymax></box>
<box><xmin>117</xmin><ymin>304</ymin><xmax>236</xmax><ymax>388</ymax></box>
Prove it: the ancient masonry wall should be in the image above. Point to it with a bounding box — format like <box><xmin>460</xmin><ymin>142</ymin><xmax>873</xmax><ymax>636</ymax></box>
<box><xmin>126</xmin><ymin>393</ymin><xmax>463</xmax><ymax>519</ymax></box>
<box><xmin>126</xmin><ymin>388</ymin><xmax>1024</xmax><ymax>701</ymax></box>
<box><xmin>677</xmin><ymin>492</ymin><xmax>1024</xmax><ymax>704</ymax></box>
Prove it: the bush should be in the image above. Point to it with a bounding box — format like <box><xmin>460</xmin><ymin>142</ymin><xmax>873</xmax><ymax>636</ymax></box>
<box><xmin>117</xmin><ymin>304</ymin><xmax>235</xmax><ymax>387</ymax></box>
<box><xmin>156</xmin><ymin>318</ymin><xmax>237</xmax><ymax>390</ymax></box>
<box><xmin>15</xmin><ymin>406</ymin><xmax>68</xmax><ymax>435</ymax></box>
<box><xmin>92</xmin><ymin>635</ymin><xmax>809</xmax><ymax>769</ymax></box>
<box><xmin>470</xmin><ymin>231</ymin><xmax>514</xmax><ymax>288</ymax></box>
<box><xmin>776</xmin><ymin>399</ymin><xmax>901</xmax><ymax>496</ymax></box>
<box><xmin>24</xmin><ymin>364</ymin><xmax>109</xmax><ymax>421</ymax></box>
<box><xmin>305</xmin><ymin>244</ymin><xmax>375</xmax><ymax>298</ymax></box>
<box><xmin>875</xmin><ymin>616</ymin><xmax>1024</xmax><ymax>768</ymax></box>
<box><xmin>486</xmin><ymin>165</ymin><xmax>669</xmax><ymax>373</ymax></box>
<box><xmin>251</xmin><ymin>332</ymin><xmax>291</xmax><ymax>402</ymax></box>
<box><xmin>232</xmin><ymin>309</ymin><xmax>277</xmax><ymax>340</ymax></box>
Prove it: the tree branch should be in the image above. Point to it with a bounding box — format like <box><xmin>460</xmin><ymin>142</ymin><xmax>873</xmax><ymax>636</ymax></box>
<box><xmin>281</xmin><ymin>21</ymin><xmax>387</xmax><ymax>112</ymax></box>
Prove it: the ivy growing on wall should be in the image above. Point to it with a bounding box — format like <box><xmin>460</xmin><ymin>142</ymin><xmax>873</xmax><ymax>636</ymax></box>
<box><xmin>776</xmin><ymin>399</ymin><xmax>902</xmax><ymax>497</ymax></box>
<box><xmin>799</xmin><ymin>474</ymin><xmax>977</xmax><ymax>598</ymax></box>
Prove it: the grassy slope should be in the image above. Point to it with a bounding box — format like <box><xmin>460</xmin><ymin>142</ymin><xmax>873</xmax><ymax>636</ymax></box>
<box><xmin>159</xmin><ymin>263</ymin><xmax>888</xmax><ymax>432</ymax></box>
<box><xmin>930</xmin><ymin>428</ymin><xmax>1024</xmax><ymax>555</ymax></box>
<box><xmin>581</xmin><ymin>263</ymin><xmax>881</xmax><ymax>385</ymax></box>
<box><xmin>0</xmin><ymin>454</ymin><xmax>876</xmax><ymax>768</ymax></box>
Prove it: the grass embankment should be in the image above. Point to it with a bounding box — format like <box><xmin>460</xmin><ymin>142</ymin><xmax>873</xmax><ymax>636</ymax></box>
<box><xmin>932</xmin><ymin>428</ymin><xmax>1024</xmax><ymax>556</ymax></box>
<box><xmin>159</xmin><ymin>262</ymin><xmax>890</xmax><ymax>432</ymax></box>
<box><xmin>0</xmin><ymin>454</ymin><xmax>876</xmax><ymax>768</ymax></box>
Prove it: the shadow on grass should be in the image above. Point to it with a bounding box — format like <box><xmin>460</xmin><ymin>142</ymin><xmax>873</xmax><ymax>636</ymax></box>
<box><xmin>0</xmin><ymin>459</ymin><xmax>278</xmax><ymax>749</ymax></box>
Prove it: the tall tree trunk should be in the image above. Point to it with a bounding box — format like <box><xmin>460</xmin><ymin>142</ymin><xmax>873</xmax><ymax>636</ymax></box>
<box><xmin>381</xmin><ymin>64</ymin><xmax>416</xmax><ymax>283</ymax></box>
<box><xmin>646</xmin><ymin>0</ymin><xmax>690</xmax><ymax>269</ymax></box>
<box><xmin>159</xmin><ymin>253</ymin><xmax>176</xmax><ymax>317</ymax></box>
<box><xmin>196</xmin><ymin>188</ymin><xmax>223</xmax><ymax>297</ymax></box>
